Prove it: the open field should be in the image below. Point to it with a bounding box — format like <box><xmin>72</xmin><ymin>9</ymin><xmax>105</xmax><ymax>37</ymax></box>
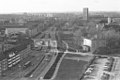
<box><xmin>54</xmin><ymin>58</ymin><xmax>88</xmax><ymax>80</ymax></box>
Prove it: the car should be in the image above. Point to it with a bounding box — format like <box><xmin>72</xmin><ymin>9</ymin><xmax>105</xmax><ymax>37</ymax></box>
<box><xmin>85</xmin><ymin>68</ymin><xmax>94</xmax><ymax>74</ymax></box>
<box><xmin>89</xmin><ymin>65</ymin><xmax>95</xmax><ymax>68</ymax></box>
<box><xmin>89</xmin><ymin>65</ymin><xmax>99</xmax><ymax>70</ymax></box>
<box><xmin>103</xmin><ymin>66</ymin><xmax>109</xmax><ymax>69</ymax></box>
<box><xmin>30</xmin><ymin>74</ymin><xmax>33</xmax><ymax>77</ymax></box>
<box><xmin>92</xmin><ymin>60</ymin><xmax>100</xmax><ymax>64</ymax></box>
<box><xmin>105</xmin><ymin>62</ymin><xmax>111</xmax><ymax>67</ymax></box>
<box><xmin>98</xmin><ymin>56</ymin><xmax>108</xmax><ymax>58</ymax></box>
<box><xmin>104</xmin><ymin>67</ymin><xmax>112</xmax><ymax>72</ymax></box>
<box><xmin>103</xmin><ymin>67</ymin><xmax>110</xmax><ymax>71</ymax></box>
<box><xmin>103</xmin><ymin>59</ymin><xmax>110</xmax><ymax>63</ymax></box>
<box><xmin>101</xmin><ymin>73</ymin><xmax>110</xmax><ymax>80</ymax></box>
<box><xmin>84</xmin><ymin>72</ymin><xmax>91</xmax><ymax>75</ymax></box>
<box><xmin>105</xmin><ymin>62</ymin><xmax>111</xmax><ymax>64</ymax></box>
<box><xmin>107</xmin><ymin>57</ymin><xmax>114</xmax><ymax>61</ymax></box>
<box><xmin>83</xmin><ymin>75</ymin><xmax>96</xmax><ymax>79</ymax></box>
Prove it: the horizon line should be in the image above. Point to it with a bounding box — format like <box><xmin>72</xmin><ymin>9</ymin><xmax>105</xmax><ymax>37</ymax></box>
<box><xmin>0</xmin><ymin>10</ymin><xmax>120</xmax><ymax>14</ymax></box>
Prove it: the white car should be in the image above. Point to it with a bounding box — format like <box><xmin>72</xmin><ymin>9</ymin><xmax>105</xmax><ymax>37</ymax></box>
<box><xmin>85</xmin><ymin>68</ymin><xmax>94</xmax><ymax>73</ymax></box>
<box><xmin>83</xmin><ymin>75</ymin><xmax>96</xmax><ymax>80</ymax></box>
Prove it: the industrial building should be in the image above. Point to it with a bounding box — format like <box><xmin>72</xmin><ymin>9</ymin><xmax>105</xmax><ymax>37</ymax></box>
<box><xmin>4</xmin><ymin>25</ymin><xmax>28</xmax><ymax>36</ymax></box>
<box><xmin>0</xmin><ymin>20</ymin><xmax>46</xmax><ymax>39</ymax></box>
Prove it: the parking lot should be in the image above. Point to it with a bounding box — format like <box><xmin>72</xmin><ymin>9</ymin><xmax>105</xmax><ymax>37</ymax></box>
<box><xmin>81</xmin><ymin>56</ymin><xmax>115</xmax><ymax>80</ymax></box>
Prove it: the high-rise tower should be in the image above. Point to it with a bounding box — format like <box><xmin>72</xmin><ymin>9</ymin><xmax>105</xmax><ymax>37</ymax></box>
<box><xmin>83</xmin><ymin>8</ymin><xmax>89</xmax><ymax>21</ymax></box>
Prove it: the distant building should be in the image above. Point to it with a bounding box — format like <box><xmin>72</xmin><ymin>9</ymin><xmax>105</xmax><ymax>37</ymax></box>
<box><xmin>108</xmin><ymin>17</ymin><xmax>112</xmax><ymax>24</ymax></box>
<box><xmin>83</xmin><ymin>8</ymin><xmax>89</xmax><ymax>21</ymax></box>
<box><xmin>3</xmin><ymin>25</ymin><xmax>28</xmax><ymax>36</ymax></box>
<box><xmin>112</xmin><ymin>18</ymin><xmax>120</xmax><ymax>23</ymax></box>
<box><xmin>82</xmin><ymin>38</ymin><xmax>91</xmax><ymax>51</ymax></box>
<box><xmin>31</xmin><ymin>38</ymin><xmax>57</xmax><ymax>52</ymax></box>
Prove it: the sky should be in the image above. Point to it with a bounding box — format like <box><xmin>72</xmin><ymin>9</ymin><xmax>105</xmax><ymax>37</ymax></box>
<box><xmin>0</xmin><ymin>0</ymin><xmax>120</xmax><ymax>13</ymax></box>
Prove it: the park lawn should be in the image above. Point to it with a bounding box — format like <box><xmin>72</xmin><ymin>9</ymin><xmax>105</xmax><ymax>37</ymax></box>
<box><xmin>54</xmin><ymin>59</ymin><xmax>88</xmax><ymax>80</ymax></box>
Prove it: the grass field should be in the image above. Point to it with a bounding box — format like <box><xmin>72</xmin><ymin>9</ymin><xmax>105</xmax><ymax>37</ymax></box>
<box><xmin>54</xmin><ymin>58</ymin><xmax>88</xmax><ymax>80</ymax></box>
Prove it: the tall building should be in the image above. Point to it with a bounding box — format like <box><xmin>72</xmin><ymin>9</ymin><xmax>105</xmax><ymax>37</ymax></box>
<box><xmin>83</xmin><ymin>8</ymin><xmax>89</xmax><ymax>21</ymax></box>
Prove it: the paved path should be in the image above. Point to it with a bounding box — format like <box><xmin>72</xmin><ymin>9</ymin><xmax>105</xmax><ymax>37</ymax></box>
<box><xmin>35</xmin><ymin>49</ymin><xmax>59</xmax><ymax>80</ymax></box>
<box><xmin>65</xmin><ymin>56</ymin><xmax>92</xmax><ymax>62</ymax></box>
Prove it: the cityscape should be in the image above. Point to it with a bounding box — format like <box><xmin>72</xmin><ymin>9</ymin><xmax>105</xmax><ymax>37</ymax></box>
<box><xmin>0</xmin><ymin>1</ymin><xmax>120</xmax><ymax>80</ymax></box>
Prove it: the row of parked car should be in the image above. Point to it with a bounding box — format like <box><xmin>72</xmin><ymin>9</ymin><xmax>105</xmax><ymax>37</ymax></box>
<box><xmin>81</xmin><ymin>56</ymin><xmax>115</xmax><ymax>80</ymax></box>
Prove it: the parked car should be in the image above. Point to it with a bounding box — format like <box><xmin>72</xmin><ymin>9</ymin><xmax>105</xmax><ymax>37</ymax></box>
<box><xmin>85</xmin><ymin>68</ymin><xmax>94</xmax><ymax>74</ymax></box>
<box><xmin>101</xmin><ymin>73</ymin><xmax>110</xmax><ymax>80</ymax></box>
<box><xmin>83</xmin><ymin>75</ymin><xmax>96</xmax><ymax>80</ymax></box>
<box><xmin>107</xmin><ymin>57</ymin><xmax>114</xmax><ymax>62</ymax></box>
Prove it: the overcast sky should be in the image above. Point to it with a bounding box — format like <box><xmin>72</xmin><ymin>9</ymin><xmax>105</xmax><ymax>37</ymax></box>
<box><xmin>0</xmin><ymin>0</ymin><xmax>120</xmax><ymax>13</ymax></box>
